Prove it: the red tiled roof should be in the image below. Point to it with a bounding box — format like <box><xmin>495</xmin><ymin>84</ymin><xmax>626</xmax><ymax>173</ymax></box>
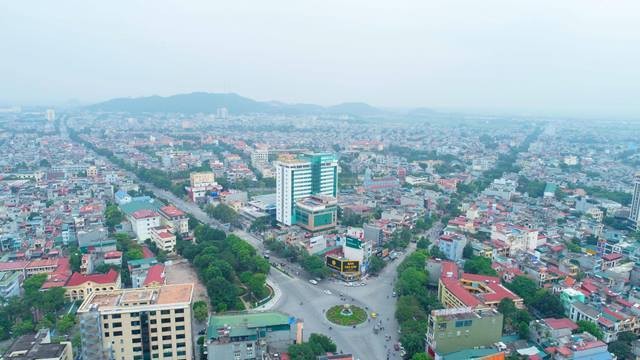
<box><xmin>0</xmin><ymin>261</ymin><xmax>29</xmax><ymax>272</ymax></box>
<box><xmin>142</xmin><ymin>246</ymin><xmax>155</xmax><ymax>259</ymax></box>
<box><xmin>602</xmin><ymin>253</ymin><xmax>622</xmax><ymax>261</ymax></box>
<box><xmin>441</xmin><ymin>278</ymin><xmax>482</xmax><ymax>307</ymax></box>
<box><xmin>143</xmin><ymin>264</ymin><xmax>165</xmax><ymax>286</ymax></box>
<box><xmin>104</xmin><ymin>251</ymin><xmax>123</xmax><ymax>259</ymax></box>
<box><xmin>441</xmin><ymin>261</ymin><xmax>458</xmax><ymax>279</ymax></box>
<box><xmin>131</xmin><ymin>209</ymin><xmax>158</xmax><ymax>220</ymax></box>
<box><xmin>160</xmin><ymin>205</ymin><xmax>185</xmax><ymax>218</ymax></box>
<box><xmin>65</xmin><ymin>268</ymin><xmax>119</xmax><ymax>286</ymax></box>
<box><xmin>543</xmin><ymin>318</ymin><xmax>578</xmax><ymax>331</ymax></box>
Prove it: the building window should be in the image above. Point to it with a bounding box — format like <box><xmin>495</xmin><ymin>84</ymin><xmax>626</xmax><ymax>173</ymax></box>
<box><xmin>176</xmin><ymin>334</ymin><xmax>185</xmax><ymax>339</ymax></box>
<box><xmin>113</xmin><ymin>331</ymin><xmax>123</xmax><ymax>336</ymax></box>
<box><xmin>162</xmin><ymin>335</ymin><xmax>172</xmax><ymax>341</ymax></box>
<box><xmin>174</xmin><ymin>308</ymin><xmax>184</xmax><ymax>314</ymax></box>
<box><xmin>161</xmin><ymin>318</ymin><xmax>171</xmax><ymax>323</ymax></box>
<box><xmin>176</xmin><ymin>326</ymin><xmax>185</xmax><ymax>331</ymax></box>
<box><xmin>112</xmin><ymin>314</ymin><xmax>121</xmax><ymax>319</ymax></box>
<box><xmin>131</xmin><ymin>321</ymin><xmax>140</xmax><ymax>326</ymax></box>
<box><xmin>175</xmin><ymin>317</ymin><xmax>184</xmax><ymax>323</ymax></box>
<box><xmin>133</xmin><ymin>338</ymin><xmax>142</xmax><ymax>343</ymax></box>
<box><xmin>162</xmin><ymin>327</ymin><xmax>171</xmax><ymax>332</ymax></box>
<box><xmin>161</xmin><ymin>310</ymin><xmax>171</xmax><ymax>315</ymax></box>
<box><xmin>113</xmin><ymin>322</ymin><xmax>122</xmax><ymax>328</ymax></box>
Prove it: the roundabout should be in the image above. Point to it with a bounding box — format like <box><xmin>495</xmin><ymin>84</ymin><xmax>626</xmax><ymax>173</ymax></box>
<box><xmin>326</xmin><ymin>304</ymin><xmax>368</xmax><ymax>326</ymax></box>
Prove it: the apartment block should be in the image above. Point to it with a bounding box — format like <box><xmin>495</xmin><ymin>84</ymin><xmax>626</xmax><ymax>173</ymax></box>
<box><xmin>77</xmin><ymin>283</ymin><xmax>194</xmax><ymax>360</ymax></box>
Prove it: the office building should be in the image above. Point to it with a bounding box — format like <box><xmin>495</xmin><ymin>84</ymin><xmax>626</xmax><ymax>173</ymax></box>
<box><xmin>206</xmin><ymin>312</ymin><xmax>302</xmax><ymax>360</ymax></box>
<box><xmin>2</xmin><ymin>328</ymin><xmax>73</xmax><ymax>360</ymax></box>
<box><xmin>630</xmin><ymin>173</ymin><xmax>640</xmax><ymax>230</ymax></box>
<box><xmin>426</xmin><ymin>307</ymin><xmax>503</xmax><ymax>357</ymax></box>
<box><xmin>128</xmin><ymin>210</ymin><xmax>161</xmax><ymax>242</ymax></box>
<box><xmin>438</xmin><ymin>262</ymin><xmax>524</xmax><ymax>309</ymax></box>
<box><xmin>295</xmin><ymin>195</ymin><xmax>338</xmax><ymax>232</ymax></box>
<box><xmin>437</xmin><ymin>233</ymin><xmax>467</xmax><ymax>261</ymax></box>
<box><xmin>77</xmin><ymin>283</ymin><xmax>193</xmax><ymax>360</ymax></box>
<box><xmin>275</xmin><ymin>153</ymin><xmax>338</xmax><ymax>226</ymax></box>
<box><xmin>64</xmin><ymin>268</ymin><xmax>121</xmax><ymax>301</ymax></box>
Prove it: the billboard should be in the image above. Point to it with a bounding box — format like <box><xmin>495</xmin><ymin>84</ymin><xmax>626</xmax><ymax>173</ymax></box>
<box><xmin>326</xmin><ymin>256</ymin><xmax>360</xmax><ymax>273</ymax></box>
<box><xmin>345</xmin><ymin>236</ymin><xmax>362</xmax><ymax>249</ymax></box>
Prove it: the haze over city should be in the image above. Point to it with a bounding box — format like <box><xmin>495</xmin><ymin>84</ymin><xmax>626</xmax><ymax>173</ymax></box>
<box><xmin>3</xmin><ymin>2</ymin><xmax>640</xmax><ymax>360</ymax></box>
<box><xmin>2</xmin><ymin>0</ymin><xmax>640</xmax><ymax>117</ymax></box>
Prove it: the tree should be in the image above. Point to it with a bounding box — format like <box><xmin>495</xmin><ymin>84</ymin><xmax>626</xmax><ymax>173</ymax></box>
<box><xmin>463</xmin><ymin>256</ymin><xmax>498</xmax><ymax>276</ymax></box>
<box><xmin>104</xmin><ymin>203</ymin><xmax>124</xmax><ymax>229</ymax></box>
<box><xmin>69</xmin><ymin>247</ymin><xmax>82</xmax><ymax>273</ymax></box>
<box><xmin>396</xmin><ymin>268</ymin><xmax>428</xmax><ymax>297</ymax></box>
<box><xmin>462</xmin><ymin>243</ymin><xmax>474</xmax><ymax>259</ymax></box>
<box><xmin>416</xmin><ymin>237</ymin><xmax>430</xmax><ymax>250</ymax></box>
<box><xmin>506</xmin><ymin>276</ymin><xmax>539</xmax><ymax>304</ymax></box>
<box><xmin>301</xmin><ymin>254</ymin><xmax>330</xmax><ymax>279</ymax></box>
<box><xmin>517</xmin><ymin>321</ymin><xmax>530</xmax><ymax>339</ymax></box>
<box><xmin>608</xmin><ymin>340</ymin><xmax>631</xmax><ymax>359</ymax></box>
<box><xmin>247</xmin><ymin>273</ymin><xmax>268</xmax><ymax>299</ymax></box>
<box><xmin>206</xmin><ymin>204</ymin><xmax>239</xmax><ymax>225</ymax></box>
<box><xmin>412</xmin><ymin>353</ymin><xmax>432</xmax><ymax>360</ymax></box>
<box><xmin>56</xmin><ymin>314</ymin><xmax>76</xmax><ymax>334</ymax></box>
<box><xmin>193</xmin><ymin>301</ymin><xmax>208</xmax><ymax>322</ymax></box>
<box><xmin>308</xmin><ymin>333</ymin><xmax>337</xmax><ymax>353</ymax></box>
<box><xmin>368</xmin><ymin>256</ymin><xmax>386</xmax><ymax>275</ymax></box>
<box><xmin>531</xmin><ymin>291</ymin><xmax>564</xmax><ymax>318</ymax></box>
<box><xmin>577</xmin><ymin>320</ymin><xmax>604</xmax><ymax>340</ymax></box>
<box><xmin>498</xmin><ymin>298</ymin><xmax>517</xmax><ymax>319</ymax></box>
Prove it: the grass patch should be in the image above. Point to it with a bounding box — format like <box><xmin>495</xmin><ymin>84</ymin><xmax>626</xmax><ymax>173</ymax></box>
<box><xmin>326</xmin><ymin>305</ymin><xmax>367</xmax><ymax>326</ymax></box>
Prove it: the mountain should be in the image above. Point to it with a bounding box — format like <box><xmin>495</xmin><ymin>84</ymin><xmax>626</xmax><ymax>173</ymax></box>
<box><xmin>88</xmin><ymin>92</ymin><xmax>388</xmax><ymax>116</ymax></box>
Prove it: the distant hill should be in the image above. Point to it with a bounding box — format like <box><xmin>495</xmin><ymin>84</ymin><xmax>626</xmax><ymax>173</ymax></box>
<box><xmin>88</xmin><ymin>92</ymin><xmax>390</xmax><ymax>116</ymax></box>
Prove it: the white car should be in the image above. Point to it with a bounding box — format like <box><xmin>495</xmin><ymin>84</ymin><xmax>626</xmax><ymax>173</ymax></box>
<box><xmin>309</xmin><ymin>279</ymin><xmax>318</xmax><ymax>285</ymax></box>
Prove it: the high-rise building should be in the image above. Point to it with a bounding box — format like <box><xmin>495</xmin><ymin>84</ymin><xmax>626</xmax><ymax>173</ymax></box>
<box><xmin>77</xmin><ymin>283</ymin><xmax>194</xmax><ymax>360</ymax></box>
<box><xmin>275</xmin><ymin>153</ymin><xmax>338</xmax><ymax>226</ymax></box>
<box><xmin>629</xmin><ymin>173</ymin><xmax>640</xmax><ymax>229</ymax></box>
<box><xmin>46</xmin><ymin>109</ymin><xmax>56</xmax><ymax>122</ymax></box>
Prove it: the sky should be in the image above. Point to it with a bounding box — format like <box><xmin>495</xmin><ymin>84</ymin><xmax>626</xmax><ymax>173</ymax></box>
<box><xmin>2</xmin><ymin>0</ymin><xmax>640</xmax><ymax>117</ymax></box>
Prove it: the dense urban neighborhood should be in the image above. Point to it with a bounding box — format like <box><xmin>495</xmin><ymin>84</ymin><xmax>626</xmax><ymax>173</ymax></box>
<box><xmin>2</xmin><ymin>105</ymin><xmax>640</xmax><ymax>360</ymax></box>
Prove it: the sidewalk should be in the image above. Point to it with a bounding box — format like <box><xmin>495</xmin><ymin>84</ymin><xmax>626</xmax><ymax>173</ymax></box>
<box><xmin>250</xmin><ymin>277</ymin><xmax>281</xmax><ymax>312</ymax></box>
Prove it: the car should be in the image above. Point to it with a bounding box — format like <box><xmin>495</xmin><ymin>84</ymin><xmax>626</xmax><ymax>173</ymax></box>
<box><xmin>370</xmin><ymin>312</ymin><xmax>377</xmax><ymax>318</ymax></box>
<box><xmin>394</xmin><ymin>343</ymin><xmax>400</xmax><ymax>351</ymax></box>
<box><xmin>198</xmin><ymin>329</ymin><xmax>206</xmax><ymax>335</ymax></box>
<box><xmin>392</xmin><ymin>291</ymin><xmax>397</xmax><ymax>297</ymax></box>
<box><xmin>263</xmin><ymin>254</ymin><xmax>270</xmax><ymax>259</ymax></box>
<box><xmin>309</xmin><ymin>279</ymin><xmax>318</xmax><ymax>285</ymax></box>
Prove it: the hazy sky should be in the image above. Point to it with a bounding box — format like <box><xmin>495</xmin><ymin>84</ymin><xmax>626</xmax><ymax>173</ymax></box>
<box><xmin>2</xmin><ymin>0</ymin><xmax>640</xmax><ymax>117</ymax></box>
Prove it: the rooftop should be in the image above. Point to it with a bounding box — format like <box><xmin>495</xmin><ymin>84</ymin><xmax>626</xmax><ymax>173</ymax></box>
<box><xmin>65</xmin><ymin>268</ymin><xmax>119</xmax><ymax>287</ymax></box>
<box><xmin>208</xmin><ymin>312</ymin><xmax>293</xmax><ymax>340</ymax></box>
<box><xmin>78</xmin><ymin>283</ymin><xmax>193</xmax><ymax>312</ymax></box>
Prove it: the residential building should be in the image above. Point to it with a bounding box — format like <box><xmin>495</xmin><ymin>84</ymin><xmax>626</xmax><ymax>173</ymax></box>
<box><xmin>159</xmin><ymin>205</ymin><xmax>189</xmax><ymax>235</ymax></box>
<box><xmin>275</xmin><ymin>153</ymin><xmax>338</xmax><ymax>226</ymax></box>
<box><xmin>2</xmin><ymin>328</ymin><xmax>72</xmax><ymax>360</ymax></box>
<box><xmin>149</xmin><ymin>226</ymin><xmax>177</xmax><ymax>253</ymax></box>
<box><xmin>206</xmin><ymin>312</ymin><xmax>302</xmax><ymax>360</ymax></box>
<box><xmin>77</xmin><ymin>283</ymin><xmax>193</xmax><ymax>360</ymax></box>
<box><xmin>188</xmin><ymin>171</ymin><xmax>217</xmax><ymax>202</ymax></box>
<box><xmin>64</xmin><ymin>268</ymin><xmax>121</xmax><ymax>301</ymax></box>
<box><xmin>545</xmin><ymin>332</ymin><xmax>612</xmax><ymax>360</ymax></box>
<box><xmin>529</xmin><ymin>318</ymin><xmax>578</xmax><ymax>347</ymax></box>
<box><xmin>426</xmin><ymin>307</ymin><xmax>503</xmax><ymax>358</ymax></box>
<box><xmin>437</xmin><ymin>233</ymin><xmax>467</xmax><ymax>261</ymax></box>
<box><xmin>128</xmin><ymin>209</ymin><xmax>161</xmax><ymax>242</ymax></box>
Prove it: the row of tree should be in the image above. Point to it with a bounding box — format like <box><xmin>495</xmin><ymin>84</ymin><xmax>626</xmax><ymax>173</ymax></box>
<box><xmin>263</xmin><ymin>238</ymin><xmax>331</xmax><ymax>279</ymax></box>
<box><xmin>0</xmin><ymin>274</ymin><xmax>70</xmax><ymax>340</ymax></box>
<box><xmin>177</xmin><ymin>225</ymin><xmax>270</xmax><ymax>312</ymax></box>
<box><xmin>394</xmin><ymin>250</ymin><xmax>441</xmax><ymax>359</ymax></box>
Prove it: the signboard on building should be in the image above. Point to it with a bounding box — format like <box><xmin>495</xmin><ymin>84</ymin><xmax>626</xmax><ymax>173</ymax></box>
<box><xmin>326</xmin><ymin>256</ymin><xmax>343</xmax><ymax>271</ymax></box>
<box><xmin>345</xmin><ymin>236</ymin><xmax>362</xmax><ymax>249</ymax></box>
<box><xmin>326</xmin><ymin>256</ymin><xmax>360</xmax><ymax>273</ymax></box>
<box><xmin>342</xmin><ymin>260</ymin><xmax>359</xmax><ymax>273</ymax></box>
